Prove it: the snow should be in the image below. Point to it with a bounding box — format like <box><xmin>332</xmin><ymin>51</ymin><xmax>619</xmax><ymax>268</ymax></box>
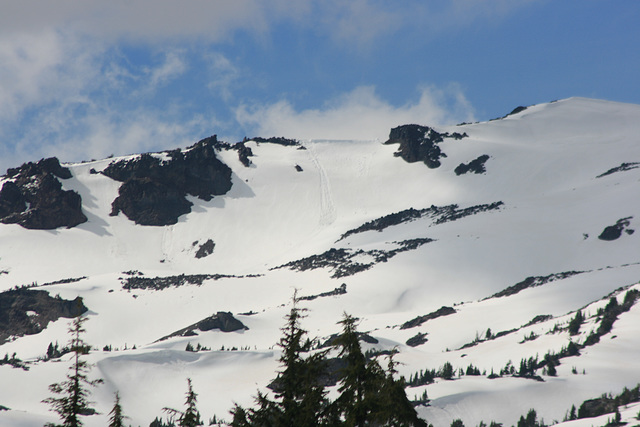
<box><xmin>1</xmin><ymin>97</ymin><xmax>640</xmax><ymax>426</ymax></box>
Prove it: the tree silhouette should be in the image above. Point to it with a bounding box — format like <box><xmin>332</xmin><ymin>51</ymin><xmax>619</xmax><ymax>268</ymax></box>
<box><xmin>108</xmin><ymin>391</ymin><xmax>127</xmax><ymax>427</ymax></box>
<box><xmin>43</xmin><ymin>315</ymin><xmax>103</xmax><ymax>427</ymax></box>
<box><xmin>164</xmin><ymin>378</ymin><xmax>203</xmax><ymax>427</ymax></box>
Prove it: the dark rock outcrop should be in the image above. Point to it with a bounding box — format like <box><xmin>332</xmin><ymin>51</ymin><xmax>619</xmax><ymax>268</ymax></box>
<box><xmin>0</xmin><ymin>288</ymin><xmax>87</xmax><ymax>344</ymax></box>
<box><xmin>235</xmin><ymin>142</ymin><xmax>253</xmax><ymax>167</ymax></box>
<box><xmin>338</xmin><ymin>201</ymin><xmax>504</xmax><ymax>241</ymax></box>
<box><xmin>488</xmin><ymin>271</ymin><xmax>586</xmax><ymax>299</ymax></box>
<box><xmin>195</xmin><ymin>239</ymin><xmax>215</xmax><ymax>259</ymax></box>
<box><xmin>103</xmin><ymin>136</ymin><xmax>233</xmax><ymax>226</ymax></box>
<box><xmin>121</xmin><ymin>273</ymin><xmax>237</xmax><ymax>291</ymax></box>
<box><xmin>455</xmin><ymin>154</ymin><xmax>490</xmax><ymax>175</ymax></box>
<box><xmin>596</xmin><ymin>162</ymin><xmax>640</xmax><ymax>178</ymax></box>
<box><xmin>384</xmin><ymin>125</ymin><xmax>467</xmax><ymax>168</ymax></box>
<box><xmin>274</xmin><ymin>238</ymin><xmax>435</xmax><ymax>279</ymax></box>
<box><xmin>0</xmin><ymin>157</ymin><xmax>87</xmax><ymax>229</ymax></box>
<box><xmin>401</xmin><ymin>306</ymin><xmax>456</xmax><ymax>330</ymax></box>
<box><xmin>251</xmin><ymin>136</ymin><xmax>299</xmax><ymax>146</ymax></box>
<box><xmin>598</xmin><ymin>217</ymin><xmax>634</xmax><ymax>241</ymax></box>
<box><xmin>299</xmin><ymin>283</ymin><xmax>347</xmax><ymax>301</ymax></box>
<box><xmin>406</xmin><ymin>332</ymin><xmax>428</xmax><ymax>347</ymax></box>
<box><xmin>157</xmin><ymin>311</ymin><xmax>248</xmax><ymax>341</ymax></box>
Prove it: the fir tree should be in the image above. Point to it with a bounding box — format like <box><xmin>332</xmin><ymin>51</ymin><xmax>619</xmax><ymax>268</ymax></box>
<box><xmin>233</xmin><ymin>296</ymin><xmax>333</xmax><ymax>426</ymax></box>
<box><xmin>43</xmin><ymin>315</ymin><xmax>103</xmax><ymax>427</ymax></box>
<box><xmin>333</xmin><ymin>313</ymin><xmax>426</xmax><ymax>426</ymax></box>
<box><xmin>373</xmin><ymin>350</ymin><xmax>427</xmax><ymax>427</ymax></box>
<box><xmin>164</xmin><ymin>378</ymin><xmax>203</xmax><ymax>427</ymax></box>
<box><xmin>568</xmin><ymin>310</ymin><xmax>583</xmax><ymax>335</ymax></box>
<box><xmin>333</xmin><ymin>313</ymin><xmax>377</xmax><ymax>427</ymax></box>
<box><xmin>108</xmin><ymin>392</ymin><xmax>127</xmax><ymax>427</ymax></box>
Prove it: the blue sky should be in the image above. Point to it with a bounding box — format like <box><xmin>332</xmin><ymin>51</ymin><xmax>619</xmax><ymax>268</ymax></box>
<box><xmin>1</xmin><ymin>1</ymin><xmax>639</xmax><ymax>172</ymax></box>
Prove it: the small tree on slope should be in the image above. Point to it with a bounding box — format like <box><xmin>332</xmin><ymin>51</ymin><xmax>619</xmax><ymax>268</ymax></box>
<box><xmin>108</xmin><ymin>392</ymin><xmax>127</xmax><ymax>427</ymax></box>
<box><xmin>43</xmin><ymin>315</ymin><xmax>103</xmax><ymax>427</ymax></box>
<box><xmin>333</xmin><ymin>313</ymin><xmax>426</xmax><ymax>427</ymax></box>
<box><xmin>232</xmin><ymin>296</ymin><xmax>334</xmax><ymax>426</ymax></box>
<box><xmin>164</xmin><ymin>378</ymin><xmax>203</xmax><ymax>427</ymax></box>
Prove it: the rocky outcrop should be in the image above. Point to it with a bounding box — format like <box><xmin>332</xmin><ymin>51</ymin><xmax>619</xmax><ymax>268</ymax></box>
<box><xmin>0</xmin><ymin>158</ymin><xmax>87</xmax><ymax>229</ymax></box>
<box><xmin>103</xmin><ymin>136</ymin><xmax>233</xmax><ymax>226</ymax></box>
<box><xmin>384</xmin><ymin>125</ymin><xmax>467</xmax><ymax>168</ymax></box>
<box><xmin>455</xmin><ymin>154</ymin><xmax>490</xmax><ymax>175</ymax></box>
<box><xmin>598</xmin><ymin>217</ymin><xmax>634</xmax><ymax>241</ymax></box>
<box><xmin>251</xmin><ymin>136</ymin><xmax>299</xmax><ymax>146</ymax></box>
<box><xmin>195</xmin><ymin>239</ymin><xmax>215</xmax><ymax>259</ymax></box>
<box><xmin>401</xmin><ymin>306</ymin><xmax>456</xmax><ymax>330</ymax></box>
<box><xmin>157</xmin><ymin>311</ymin><xmax>248</xmax><ymax>341</ymax></box>
<box><xmin>0</xmin><ymin>288</ymin><xmax>87</xmax><ymax>344</ymax></box>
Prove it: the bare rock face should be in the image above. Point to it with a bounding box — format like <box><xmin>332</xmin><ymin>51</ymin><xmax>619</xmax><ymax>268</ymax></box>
<box><xmin>0</xmin><ymin>158</ymin><xmax>87</xmax><ymax>229</ymax></box>
<box><xmin>157</xmin><ymin>311</ymin><xmax>248</xmax><ymax>341</ymax></box>
<box><xmin>0</xmin><ymin>288</ymin><xmax>87</xmax><ymax>344</ymax></box>
<box><xmin>103</xmin><ymin>136</ymin><xmax>233</xmax><ymax>226</ymax></box>
<box><xmin>384</xmin><ymin>124</ymin><xmax>467</xmax><ymax>168</ymax></box>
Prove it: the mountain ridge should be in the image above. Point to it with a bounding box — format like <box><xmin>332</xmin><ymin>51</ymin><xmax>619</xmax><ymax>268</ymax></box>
<box><xmin>0</xmin><ymin>97</ymin><xmax>639</xmax><ymax>427</ymax></box>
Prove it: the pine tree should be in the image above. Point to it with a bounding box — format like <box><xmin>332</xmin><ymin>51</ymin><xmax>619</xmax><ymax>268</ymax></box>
<box><xmin>373</xmin><ymin>350</ymin><xmax>427</xmax><ymax>427</ymax></box>
<box><xmin>333</xmin><ymin>313</ymin><xmax>426</xmax><ymax>426</ymax></box>
<box><xmin>164</xmin><ymin>378</ymin><xmax>203</xmax><ymax>427</ymax></box>
<box><xmin>333</xmin><ymin>313</ymin><xmax>376</xmax><ymax>427</ymax></box>
<box><xmin>108</xmin><ymin>392</ymin><xmax>127</xmax><ymax>427</ymax></box>
<box><xmin>43</xmin><ymin>315</ymin><xmax>103</xmax><ymax>427</ymax></box>
<box><xmin>233</xmin><ymin>296</ymin><xmax>333</xmax><ymax>426</ymax></box>
<box><xmin>273</xmin><ymin>297</ymin><xmax>331</xmax><ymax>425</ymax></box>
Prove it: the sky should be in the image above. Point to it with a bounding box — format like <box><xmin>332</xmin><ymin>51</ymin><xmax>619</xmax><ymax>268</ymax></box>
<box><xmin>0</xmin><ymin>0</ymin><xmax>639</xmax><ymax>173</ymax></box>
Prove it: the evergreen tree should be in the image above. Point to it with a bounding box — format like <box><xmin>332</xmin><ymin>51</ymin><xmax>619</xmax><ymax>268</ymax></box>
<box><xmin>231</xmin><ymin>297</ymin><xmax>333</xmax><ymax>426</ymax></box>
<box><xmin>568</xmin><ymin>310</ymin><xmax>583</xmax><ymax>335</ymax></box>
<box><xmin>333</xmin><ymin>313</ymin><xmax>426</xmax><ymax>427</ymax></box>
<box><xmin>373</xmin><ymin>350</ymin><xmax>427</xmax><ymax>427</ymax></box>
<box><xmin>43</xmin><ymin>315</ymin><xmax>103</xmax><ymax>427</ymax></box>
<box><xmin>108</xmin><ymin>392</ymin><xmax>127</xmax><ymax>427</ymax></box>
<box><xmin>333</xmin><ymin>313</ymin><xmax>378</xmax><ymax>427</ymax></box>
<box><xmin>271</xmin><ymin>298</ymin><xmax>331</xmax><ymax>425</ymax></box>
<box><xmin>164</xmin><ymin>378</ymin><xmax>203</xmax><ymax>427</ymax></box>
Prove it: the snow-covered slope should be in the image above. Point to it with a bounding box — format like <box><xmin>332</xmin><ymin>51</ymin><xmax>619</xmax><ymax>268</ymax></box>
<box><xmin>1</xmin><ymin>97</ymin><xmax>639</xmax><ymax>426</ymax></box>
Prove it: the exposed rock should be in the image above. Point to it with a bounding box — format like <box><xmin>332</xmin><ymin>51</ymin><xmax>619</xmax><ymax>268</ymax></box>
<box><xmin>195</xmin><ymin>239</ymin><xmax>215</xmax><ymax>259</ymax></box>
<box><xmin>157</xmin><ymin>312</ymin><xmax>248</xmax><ymax>341</ymax></box>
<box><xmin>596</xmin><ymin>162</ymin><xmax>640</xmax><ymax>178</ymax></box>
<box><xmin>0</xmin><ymin>158</ymin><xmax>87</xmax><ymax>229</ymax></box>
<box><xmin>320</xmin><ymin>332</ymin><xmax>379</xmax><ymax>348</ymax></box>
<box><xmin>338</xmin><ymin>201</ymin><xmax>504</xmax><ymax>241</ymax></box>
<box><xmin>488</xmin><ymin>271</ymin><xmax>586</xmax><ymax>299</ymax></box>
<box><xmin>598</xmin><ymin>217</ymin><xmax>634</xmax><ymax>241</ymax></box>
<box><xmin>491</xmin><ymin>105</ymin><xmax>529</xmax><ymax>121</ymax></box>
<box><xmin>235</xmin><ymin>142</ymin><xmax>253</xmax><ymax>167</ymax></box>
<box><xmin>295</xmin><ymin>164</ymin><xmax>303</xmax><ymax>172</ymax></box>
<box><xmin>401</xmin><ymin>306</ymin><xmax>456</xmax><ymax>330</ymax></box>
<box><xmin>0</xmin><ymin>288</ymin><xmax>87</xmax><ymax>344</ymax></box>
<box><xmin>406</xmin><ymin>332</ymin><xmax>428</xmax><ymax>347</ymax></box>
<box><xmin>384</xmin><ymin>124</ymin><xmax>467</xmax><ymax>168</ymax></box>
<box><xmin>250</xmin><ymin>136</ymin><xmax>300</xmax><ymax>146</ymax></box>
<box><xmin>5</xmin><ymin>157</ymin><xmax>72</xmax><ymax>180</ymax></box>
<box><xmin>121</xmin><ymin>273</ymin><xmax>239</xmax><ymax>291</ymax></box>
<box><xmin>274</xmin><ymin>238</ymin><xmax>434</xmax><ymax>279</ymax></box>
<box><xmin>103</xmin><ymin>136</ymin><xmax>233</xmax><ymax>226</ymax></box>
<box><xmin>299</xmin><ymin>283</ymin><xmax>347</xmax><ymax>301</ymax></box>
<box><xmin>110</xmin><ymin>178</ymin><xmax>193</xmax><ymax>226</ymax></box>
<box><xmin>455</xmin><ymin>154</ymin><xmax>490</xmax><ymax>175</ymax></box>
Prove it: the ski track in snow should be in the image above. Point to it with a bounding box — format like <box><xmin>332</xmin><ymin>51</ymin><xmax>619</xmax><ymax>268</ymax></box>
<box><xmin>306</xmin><ymin>143</ymin><xmax>337</xmax><ymax>226</ymax></box>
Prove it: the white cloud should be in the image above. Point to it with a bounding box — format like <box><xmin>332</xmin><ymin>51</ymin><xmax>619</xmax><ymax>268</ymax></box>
<box><xmin>146</xmin><ymin>50</ymin><xmax>188</xmax><ymax>88</ymax></box>
<box><xmin>206</xmin><ymin>53</ymin><xmax>240</xmax><ymax>102</ymax></box>
<box><xmin>235</xmin><ymin>85</ymin><xmax>475</xmax><ymax>141</ymax></box>
<box><xmin>0</xmin><ymin>30</ymin><xmax>104</xmax><ymax>121</ymax></box>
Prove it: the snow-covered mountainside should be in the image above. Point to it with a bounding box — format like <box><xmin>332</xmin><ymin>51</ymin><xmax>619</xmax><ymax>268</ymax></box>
<box><xmin>1</xmin><ymin>97</ymin><xmax>639</xmax><ymax>426</ymax></box>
